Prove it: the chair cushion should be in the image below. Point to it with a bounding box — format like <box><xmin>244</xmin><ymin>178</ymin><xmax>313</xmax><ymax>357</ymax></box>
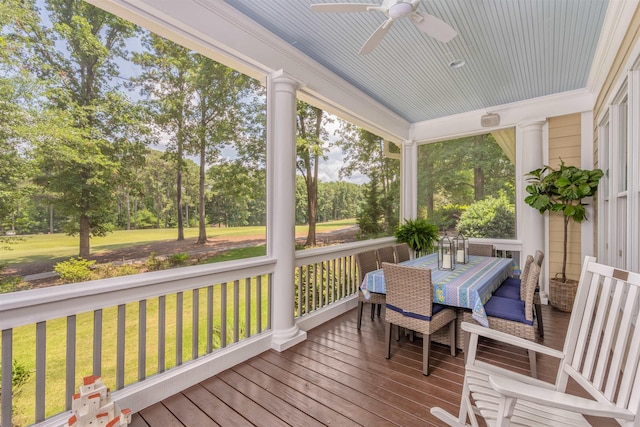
<box><xmin>432</xmin><ymin>303</ymin><xmax>446</xmax><ymax>315</ymax></box>
<box><xmin>492</xmin><ymin>278</ymin><xmax>521</xmax><ymax>300</ymax></box>
<box><xmin>386</xmin><ymin>303</ymin><xmax>446</xmax><ymax>321</ymax></box>
<box><xmin>485</xmin><ymin>296</ymin><xmax>532</xmax><ymax>325</ymax></box>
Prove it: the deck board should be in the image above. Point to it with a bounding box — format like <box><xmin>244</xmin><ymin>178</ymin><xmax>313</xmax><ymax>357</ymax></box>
<box><xmin>135</xmin><ymin>305</ymin><xmax>584</xmax><ymax>426</ymax></box>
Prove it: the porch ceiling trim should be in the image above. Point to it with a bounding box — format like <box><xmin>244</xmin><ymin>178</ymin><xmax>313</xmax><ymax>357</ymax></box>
<box><xmin>410</xmin><ymin>88</ymin><xmax>595</xmax><ymax>143</ymax></box>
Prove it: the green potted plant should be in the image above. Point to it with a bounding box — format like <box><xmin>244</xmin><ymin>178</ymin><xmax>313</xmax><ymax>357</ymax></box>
<box><xmin>524</xmin><ymin>160</ymin><xmax>603</xmax><ymax>311</ymax></box>
<box><xmin>394</xmin><ymin>217</ymin><xmax>439</xmax><ymax>257</ymax></box>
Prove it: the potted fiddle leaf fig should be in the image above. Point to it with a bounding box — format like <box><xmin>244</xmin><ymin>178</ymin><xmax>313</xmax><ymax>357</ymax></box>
<box><xmin>394</xmin><ymin>217</ymin><xmax>439</xmax><ymax>257</ymax></box>
<box><xmin>524</xmin><ymin>160</ymin><xmax>603</xmax><ymax>311</ymax></box>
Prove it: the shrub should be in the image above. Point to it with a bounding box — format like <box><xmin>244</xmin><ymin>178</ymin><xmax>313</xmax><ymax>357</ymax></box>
<box><xmin>0</xmin><ymin>359</ymin><xmax>31</xmax><ymax>407</ymax></box>
<box><xmin>0</xmin><ymin>264</ymin><xmax>26</xmax><ymax>293</ymax></box>
<box><xmin>145</xmin><ymin>252</ymin><xmax>167</xmax><ymax>271</ymax></box>
<box><xmin>54</xmin><ymin>257</ymin><xmax>96</xmax><ymax>283</ymax></box>
<box><xmin>136</xmin><ymin>209</ymin><xmax>158</xmax><ymax>229</ymax></box>
<box><xmin>168</xmin><ymin>253</ymin><xmax>190</xmax><ymax>267</ymax></box>
<box><xmin>0</xmin><ymin>276</ymin><xmax>25</xmax><ymax>293</ymax></box>
<box><xmin>93</xmin><ymin>263</ymin><xmax>142</xmax><ymax>279</ymax></box>
<box><xmin>429</xmin><ymin>204</ymin><xmax>466</xmax><ymax>233</ymax></box>
<box><xmin>456</xmin><ymin>193</ymin><xmax>515</xmax><ymax>238</ymax></box>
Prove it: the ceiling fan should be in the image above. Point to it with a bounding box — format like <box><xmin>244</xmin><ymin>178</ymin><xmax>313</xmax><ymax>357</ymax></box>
<box><xmin>310</xmin><ymin>0</ymin><xmax>457</xmax><ymax>55</ymax></box>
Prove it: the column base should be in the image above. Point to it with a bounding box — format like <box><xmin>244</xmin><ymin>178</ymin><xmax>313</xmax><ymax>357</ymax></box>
<box><xmin>271</xmin><ymin>326</ymin><xmax>307</xmax><ymax>352</ymax></box>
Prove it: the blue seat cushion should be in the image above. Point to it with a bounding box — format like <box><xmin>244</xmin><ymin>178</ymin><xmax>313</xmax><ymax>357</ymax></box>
<box><xmin>492</xmin><ymin>278</ymin><xmax>521</xmax><ymax>300</ymax></box>
<box><xmin>386</xmin><ymin>302</ymin><xmax>447</xmax><ymax>321</ymax></box>
<box><xmin>485</xmin><ymin>296</ymin><xmax>532</xmax><ymax>325</ymax></box>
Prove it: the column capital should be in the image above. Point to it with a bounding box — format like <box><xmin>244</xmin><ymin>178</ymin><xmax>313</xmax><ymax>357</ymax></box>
<box><xmin>401</xmin><ymin>139</ymin><xmax>416</xmax><ymax>148</ymax></box>
<box><xmin>518</xmin><ymin>120</ymin><xmax>546</xmax><ymax>131</ymax></box>
<box><xmin>270</xmin><ymin>70</ymin><xmax>299</xmax><ymax>91</ymax></box>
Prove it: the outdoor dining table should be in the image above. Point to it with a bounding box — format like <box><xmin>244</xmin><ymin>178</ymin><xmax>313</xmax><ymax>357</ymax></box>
<box><xmin>360</xmin><ymin>253</ymin><xmax>515</xmax><ymax>327</ymax></box>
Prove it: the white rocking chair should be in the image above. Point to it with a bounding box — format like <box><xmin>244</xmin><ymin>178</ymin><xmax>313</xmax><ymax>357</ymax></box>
<box><xmin>431</xmin><ymin>256</ymin><xmax>640</xmax><ymax>426</ymax></box>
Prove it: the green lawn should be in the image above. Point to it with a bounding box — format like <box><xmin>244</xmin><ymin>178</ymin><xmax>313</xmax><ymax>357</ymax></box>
<box><xmin>1</xmin><ymin>219</ymin><xmax>356</xmax><ymax>267</ymax></box>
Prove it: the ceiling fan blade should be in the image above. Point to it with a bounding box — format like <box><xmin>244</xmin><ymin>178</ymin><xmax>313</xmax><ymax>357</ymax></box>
<box><xmin>359</xmin><ymin>20</ymin><xmax>392</xmax><ymax>55</ymax></box>
<box><xmin>412</xmin><ymin>11</ymin><xmax>457</xmax><ymax>43</ymax></box>
<box><xmin>310</xmin><ymin>3</ymin><xmax>374</xmax><ymax>13</ymax></box>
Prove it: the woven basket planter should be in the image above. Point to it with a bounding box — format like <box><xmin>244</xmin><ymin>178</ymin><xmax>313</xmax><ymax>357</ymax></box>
<box><xmin>549</xmin><ymin>277</ymin><xmax>578</xmax><ymax>312</ymax></box>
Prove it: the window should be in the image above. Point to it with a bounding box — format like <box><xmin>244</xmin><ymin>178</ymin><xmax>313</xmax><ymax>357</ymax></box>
<box><xmin>416</xmin><ymin>129</ymin><xmax>516</xmax><ymax>239</ymax></box>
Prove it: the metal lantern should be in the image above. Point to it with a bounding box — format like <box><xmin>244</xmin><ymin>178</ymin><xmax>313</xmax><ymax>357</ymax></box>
<box><xmin>455</xmin><ymin>233</ymin><xmax>469</xmax><ymax>264</ymax></box>
<box><xmin>438</xmin><ymin>235</ymin><xmax>455</xmax><ymax>270</ymax></box>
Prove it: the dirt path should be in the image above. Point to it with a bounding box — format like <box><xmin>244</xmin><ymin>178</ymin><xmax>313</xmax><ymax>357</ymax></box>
<box><xmin>7</xmin><ymin>226</ymin><xmax>359</xmax><ymax>278</ymax></box>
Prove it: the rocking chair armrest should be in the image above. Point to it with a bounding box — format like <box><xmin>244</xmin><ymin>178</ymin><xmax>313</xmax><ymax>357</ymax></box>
<box><xmin>461</xmin><ymin>321</ymin><xmax>564</xmax><ymax>358</ymax></box>
<box><xmin>489</xmin><ymin>375</ymin><xmax>635</xmax><ymax>421</ymax></box>
<box><xmin>430</xmin><ymin>407</ymin><xmax>468</xmax><ymax>427</ymax></box>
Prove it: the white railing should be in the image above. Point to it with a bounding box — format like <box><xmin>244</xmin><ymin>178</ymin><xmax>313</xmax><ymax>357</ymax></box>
<box><xmin>1</xmin><ymin>258</ymin><xmax>274</xmax><ymax>427</ymax></box>
<box><xmin>293</xmin><ymin>237</ymin><xmax>396</xmax><ymax>318</ymax></box>
<box><xmin>0</xmin><ymin>236</ymin><xmax>520</xmax><ymax>426</ymax></box>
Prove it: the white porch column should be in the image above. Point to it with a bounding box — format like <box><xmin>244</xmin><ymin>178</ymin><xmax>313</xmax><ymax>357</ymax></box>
<box><xmin>268</xmin><ymin>71</ymin><xmax>306</xmax><ymax>351</ymax></box>
<box><xmin>518</xmin><ymin>120</ymin><xmax>547</xmax><ymax>298</ymax></box>
<box><xmin>401</xmin><ymin>139</ymin><xmax>418</xmax><ymax>221</ymax></box>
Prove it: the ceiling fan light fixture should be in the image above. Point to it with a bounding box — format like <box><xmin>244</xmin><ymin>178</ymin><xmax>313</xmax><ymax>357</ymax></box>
<box><xmin>449</xmin><ymin>59</ymin><xmax>465</xmax><ymax>69</ymax></box>
<box><xmin>388</xmin><ymin>2</ymin><xmax>413</xmax><ymax>19</ymax></box>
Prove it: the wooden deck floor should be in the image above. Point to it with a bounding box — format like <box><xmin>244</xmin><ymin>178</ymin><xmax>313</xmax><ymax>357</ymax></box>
<box><xmin>131</xmin><ymin>305</ymin><xmax>573</xmax><ymax>427</ymax></box>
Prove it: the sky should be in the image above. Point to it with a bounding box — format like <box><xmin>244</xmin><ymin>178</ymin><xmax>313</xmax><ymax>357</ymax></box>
<box><xmin>35</xmin><ymin>0</ymin><xmax>368</xmax><ymax>185</ymax></box>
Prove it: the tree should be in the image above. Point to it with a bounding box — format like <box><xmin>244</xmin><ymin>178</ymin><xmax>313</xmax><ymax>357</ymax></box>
<box><xmin>296</xmin><ymin>102</ymin><xmax>332</xmax><ymax>246</ymax></box>
<box><xmin>336</xmin><ymin>124</ymin><xmax>400</xmax><ymax>233</ymax></box>
<box><xmin>132</xmin><ymin>33</ymin><xmax>195</xmax><ymax>241</ymax></box>
<box><xmin>11</xmin><ymin>0</ymin><xmax>140</xmax><ymax>258</ymax></box>
<box><xmin>187</xmin><ymin>56</ymin><xmax>258</xmax><ymax>243</ymax></box>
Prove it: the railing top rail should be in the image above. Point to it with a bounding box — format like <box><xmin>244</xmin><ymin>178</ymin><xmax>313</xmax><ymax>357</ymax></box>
<box><xmin>294</xmin><ymin>237</ymin><xmax>396</xmax><ymax>266</ymax></box>
<box><xmin>1</xmin><ymin>257</ymin><xmax>276</xmax><ymax>330</ymax></box>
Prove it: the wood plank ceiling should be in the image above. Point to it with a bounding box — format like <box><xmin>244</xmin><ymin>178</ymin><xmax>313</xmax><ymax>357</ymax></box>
<box><xmin>222</xmin><ymin>0</ymin><xmax>609</xmax><ymax>123</ymax></box>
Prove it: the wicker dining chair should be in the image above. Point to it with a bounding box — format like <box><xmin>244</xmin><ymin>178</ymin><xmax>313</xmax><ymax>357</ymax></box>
<box><xmin>467</xmin><ymin>243</ymin><xmax>494</xmax><ymax>257</ymax></box>
<box><xmin>532</xmin><ymin>250</ymin><xmax>545</xmax><ymax>336</ymax></box>
<box><xmin>382</xmin><ymin>262</ymin><xmax>457</xmax><ymax>376</ymax></box>
<box><xmin>493</xmin><ymin>251</ymin><xmax>545</xmax><ymax>336</ymax></box>
<box><xmin>377</xmin><ymin>246</ymin><xmax>396</xmax><ymax>264</ymax></box>
<box><xmin>464</xmin><ymin>256</ymin><xmax>541</xmax><ymax>377</ymax></box>
<box><xmin>392</xmin><ymin>243</ymin><xmax>411</xmax><ymax>263</ymax></box>
<box><xmin>355</xmin><ymin>249</ymin><xmax>384</xmax><ymax>330</ymax></box>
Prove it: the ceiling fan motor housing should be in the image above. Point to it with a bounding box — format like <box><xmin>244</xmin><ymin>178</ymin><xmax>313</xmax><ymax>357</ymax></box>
<box><xmin>388</xmin><ymin>2</ymin><xmax>414</xmax><ymax>19</ymax></box>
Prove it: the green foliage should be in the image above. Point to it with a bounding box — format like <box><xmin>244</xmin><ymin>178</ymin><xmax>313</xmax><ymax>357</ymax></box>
<box><xmin>92</xmin><ymin>263</ymin><xmax>141</xmax><ymax>279</ymax></box>
<box><xmin>416</xmin><ymin>131</ymin><xmax>516</xmax><ymax>236</ymax></box>
<box><xmin>456</xmin><ymin>193</ymin><xmax>515</xmax><ymax>238</ymax></box>
<box><xmin>168</xmin><ymin>252</ymin><xmax>190</xmax><ymax>267</ymax></box>
<box><xmin>53</xmin><ymin>257</ymin><xmax>96</xmax><ymax>283</ymax></box>
<box><xmin>0</xmin><ymin>275</ymin><xmax>24</xmax><ymax>293</ymax></box>
<box><xmin>524</xmin><ymin>161</ymin><xmax>603</xmax><ymax>221</ymax></box>
<box><xmin>524</xmin><ymin>160</ymin><xmax>603</xmax><ymax>281</ymax></box>
<box><xmin>135</xmin><ymin>209</ymin><xmax>158</xmax><ymax>229</ymax></box>
<box><xmin>145</xmin><ymin>252</ymin><xmax>168</xmax><ymax>271</ymax></box>
<box><xmin>357</xmin><ymin>173</ymin><xmax>385</xmax><ymax>238</ymax></box>
<box><xmin>394</xmin><ymin>218</ymin><xmax>439</xmax><ymax>255</ymax></box>
<box><xmin>0</xmin><ymin>359</ymin><xmax>31</xmax><ymax>403</ymax></box>
<box><xmin>429</xmin><ymin>204</ymin><xmax>466</xmax><ymax>232</ymax></box>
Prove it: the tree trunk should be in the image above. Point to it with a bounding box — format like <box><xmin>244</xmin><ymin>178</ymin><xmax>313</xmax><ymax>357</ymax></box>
<box><xmin>176</xmin><ymin>148</ymin><xmax>185</xmax><ymax>241</ymax></box>
<box><xmin>473</xmin><ymin>166</ymin><xmax>485</xmax><ymax>201</ymax></box>
<box><xmin>305</xmin><ymin>175</ymin><xmax>317</xmax><ymax>247</ymax></box>
<box><xmin>79</xmin><ymin>214</ymin><xmax>91</xmax><ymax>259</ymax></box>
<box><xmin>562</xmin><ymin>215</ymin><xmax>569</xmax><ymax>282</ymax></box>
<box><xmin>49</xmin><ymin>204</ymin><xmax>54</xmax><ymax>234</ymax></box>
<box><xmin>126</xmin><ymin>192</ymin><xmax>131</xmax><ymax>230</ymax></box>
<box><xmin>473</xmin><ymin>135</ymin><xmax>485</xmax><ymax>201</ymax></box>
<box><xmin>197</xmin><ymin>147</ymin><xmax>207</xmax><ymax>243</ymax></box>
